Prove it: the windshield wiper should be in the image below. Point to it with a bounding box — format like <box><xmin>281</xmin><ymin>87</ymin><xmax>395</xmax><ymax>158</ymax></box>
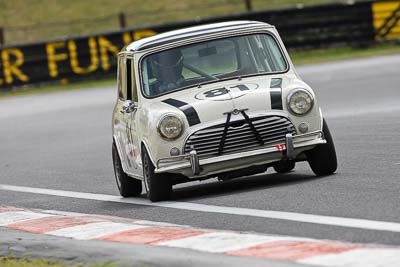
<box><xmin>195</xmin><ymin>75</ymin><xmax>245</xmax><ymax>89</ymax></box>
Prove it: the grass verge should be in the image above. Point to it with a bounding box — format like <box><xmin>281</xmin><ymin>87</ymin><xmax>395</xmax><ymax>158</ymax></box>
<box><xmin>290</xmin><ymin>42</ymin><xmax>400</xmax><ymax>65</ymax></box>
<box><xmin>0</xmin><ymin>42</ymin><xmax>399</xmax><ymax>99</ymax></box>
<box><xmin>0</xmin><ymin>257</ymin><xmax>114</xmax><ymax>267</ymax></box>
<box><xmin>1</xmin><ymin>0</ymin><xmax>340</xmax><ymax>46</ymax></box>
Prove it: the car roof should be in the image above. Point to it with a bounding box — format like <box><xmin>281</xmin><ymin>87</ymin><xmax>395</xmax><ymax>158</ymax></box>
<box><xmin>126</xmin><ymin>21</ymin><xmax>272</xmax><ymax>52</ymax></box>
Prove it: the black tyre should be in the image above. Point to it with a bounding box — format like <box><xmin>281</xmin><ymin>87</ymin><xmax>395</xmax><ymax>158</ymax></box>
<box><xmin>142</xmin><ymin>146</ymin><xmax>172</xmax><ymax>202</ymax></box>
<box><xmin>112</xmin><ymin>142</ymin><xmax>142</xmax><ymax>197</ymax></box>
<box><xmin>273</xmin><ymin>160</ymin><xmax>295</xmax><ymax>173</ymax></box>
<box><xmin>306</xmin><ymin>119</ymin><xmax>338</xmax><ymax>176</ymax></box>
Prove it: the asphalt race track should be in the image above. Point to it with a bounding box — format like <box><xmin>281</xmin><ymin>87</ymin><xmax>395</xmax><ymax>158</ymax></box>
<box><xmin>1</xmin><ymin>54</ymin><xmax>400</xmax><ymax>249</ymax></box>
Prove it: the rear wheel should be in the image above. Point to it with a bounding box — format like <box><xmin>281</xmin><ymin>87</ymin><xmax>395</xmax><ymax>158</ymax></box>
<box><xmin>112</xmin><ymin>142</ymin><xmax>142</xmax><ymax>197</ymax></box>
<box><xmin>306</xmin><ymin>119</ymin><xmax>337</xmax><ymax>176</ymax></box>
<box><xmin>273</xmin><ymin>160</ymin><xmax>295</xmax><ymax>173</ymax></box>
<box><xmin>142</xmin><ymin>146</ymin><xmax>172</xmax><ymax>202</ymax></box>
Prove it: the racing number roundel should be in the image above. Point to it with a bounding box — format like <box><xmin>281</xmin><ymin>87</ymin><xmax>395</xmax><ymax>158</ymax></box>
<box><xmin>195</xmin><ymin>83</ymin><xmax>259</xmax><ymax>101</ymax></box>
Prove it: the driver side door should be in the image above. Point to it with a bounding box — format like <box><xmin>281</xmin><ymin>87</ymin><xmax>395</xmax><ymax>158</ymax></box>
<box><xmin>115</xmin><ymin>54</ymin><xmax>141</xmax><ymax>179</ymax></box>
<box><xmin>123</xmin><ymin>57</ymin><xmax>141</xmax><ymax>177</ymax></box>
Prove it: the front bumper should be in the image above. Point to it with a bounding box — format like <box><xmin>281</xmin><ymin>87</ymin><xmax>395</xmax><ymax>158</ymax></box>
<box><xmin>155</xmin><ymin>131</ymin><xmax>325</xmax><ymax>178</ymax></box>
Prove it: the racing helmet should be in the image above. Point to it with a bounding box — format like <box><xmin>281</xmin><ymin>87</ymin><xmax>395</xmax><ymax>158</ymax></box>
<box><xmin>152</xmin><ymin>49</ymin><xmax>184</xmax><ymax>84</ymax></box>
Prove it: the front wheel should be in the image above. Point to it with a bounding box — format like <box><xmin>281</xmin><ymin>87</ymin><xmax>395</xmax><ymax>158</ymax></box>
<box><xmin>306</xmin><ymin>119</ymin><xmax>337</xmax><ymax>176</ymax></box>
<box><xmin>112</xmin><ymin>142</ymin><xmax>142</xmax><ymax>197</ymax></box>
<box><xmin>142</xmin><ymin>146</ymin><xmax>172</xmax><ymax>202</ymax></box>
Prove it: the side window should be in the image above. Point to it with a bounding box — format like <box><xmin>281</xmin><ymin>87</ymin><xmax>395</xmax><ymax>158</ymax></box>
<box><xmin>126</xmin><ymin>59</ymin><xmax>132</xmax><ymax>101</ymax></box>
<box><xmin>118</xmin><ymin>55</ymin><xmax>138</xmax><ymax>102</ymax></box>
<box><xmin>126</xmin><ymin>58</ymin><xmax>138</xmax><ymax>103</ymax></box>
<box><xmin>118</xmin><ymin>56</ymin><xmax>127</xmax><ymax>100</ymax></box>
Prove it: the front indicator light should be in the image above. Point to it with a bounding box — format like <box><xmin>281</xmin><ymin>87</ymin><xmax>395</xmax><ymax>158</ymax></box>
<box><xmin>298</xmin><ymin>123</ymin><xmax>309</xmax><ymax>133</ymax></box>
<box><xmin>170</xmin><ymin>147</ymin><xmax>180</xmax><ymax>156</ymax></box>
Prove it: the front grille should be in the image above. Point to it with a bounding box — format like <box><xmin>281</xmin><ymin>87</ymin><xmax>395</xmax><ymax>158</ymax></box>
<box><xmin>184</xmin><ymin>114</ymin><xmax>296</xmax><ymax>158</ymax></box>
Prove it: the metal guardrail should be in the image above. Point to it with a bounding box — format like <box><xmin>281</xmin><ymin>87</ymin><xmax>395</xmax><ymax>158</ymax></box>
<box><xmin>0</xmin><ymin>0</ymin><xmax>398</xmax><ymax>90</ymax></box>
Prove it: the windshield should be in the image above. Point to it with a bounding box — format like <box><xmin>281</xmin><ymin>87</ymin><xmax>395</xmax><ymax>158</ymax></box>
<box><xmin>141</xmin><ymin>33</ymin><xmax>287</xmax><ymax>97</ymax></box>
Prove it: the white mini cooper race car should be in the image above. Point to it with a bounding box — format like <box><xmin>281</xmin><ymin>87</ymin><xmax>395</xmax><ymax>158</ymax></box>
<box><xmin>112</xmin><ymin>21</ymin><xmax>337</xmax><ymax>202</ymax></box>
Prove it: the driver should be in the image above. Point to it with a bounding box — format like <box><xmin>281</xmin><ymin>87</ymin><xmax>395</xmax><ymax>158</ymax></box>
<box><xmin>151</xmin><ymin>49</ymin><xmax>185</xmax><ymax>94</ymax></box>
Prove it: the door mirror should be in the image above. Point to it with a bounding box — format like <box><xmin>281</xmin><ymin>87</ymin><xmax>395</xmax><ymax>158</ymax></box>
<box><xmin>122</xmin><ymin>100</ymin><xmax>136</xmax><ymax>114</ymax></box>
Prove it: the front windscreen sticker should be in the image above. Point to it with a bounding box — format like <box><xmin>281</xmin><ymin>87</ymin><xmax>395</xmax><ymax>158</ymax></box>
<box><xmin>195</xmin><ymin>83</ymin><xmax>259</xmax><ymax>101</ymax></box>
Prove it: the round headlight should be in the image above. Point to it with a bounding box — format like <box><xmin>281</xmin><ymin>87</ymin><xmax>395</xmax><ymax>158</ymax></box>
<box><xmin>287</xmin><ymin>89</ymin><xmax>314</xmax><ymax>115</ymax></box>
<box><xmin>158</xmin><ymin>115</ymin><xmax>184</xmax><ymax>140</ymax></box>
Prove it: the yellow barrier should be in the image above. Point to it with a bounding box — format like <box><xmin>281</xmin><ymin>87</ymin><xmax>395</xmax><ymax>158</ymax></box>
<box><xmin>373</xmin><ymin>1</ymin><xmax>400</xmax><ymax>40</ymax></box>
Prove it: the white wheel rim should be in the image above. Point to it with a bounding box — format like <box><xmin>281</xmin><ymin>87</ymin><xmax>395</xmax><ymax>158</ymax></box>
<box><xmin>113</xmin><ymin>151</ymin><xmax>122</xmax><ymax>190</ymax></box>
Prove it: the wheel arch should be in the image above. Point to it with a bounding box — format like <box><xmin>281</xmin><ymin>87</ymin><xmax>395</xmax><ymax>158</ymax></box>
<box><xmin>140</xmin><ymin>140</ymin><xmax>158</xmax><ymax>167</ymax></box>
<box><xmin>112</xmin><ymin>135</ymin><xmax>131</xmax><ymax>175</ymax></box>
<box><xmin>319</xmin><ymin>107</ymin><xmax>324</xmax><ymax>132</ymax></box>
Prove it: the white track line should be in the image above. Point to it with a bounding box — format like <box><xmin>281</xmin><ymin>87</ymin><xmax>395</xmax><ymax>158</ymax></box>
<box><xmin>2</xmin><ymin>184</ymin><xmax>400</xmax><ymax>233</ymax></box>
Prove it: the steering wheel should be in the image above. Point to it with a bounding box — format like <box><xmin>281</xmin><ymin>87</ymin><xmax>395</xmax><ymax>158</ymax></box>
<box><xmin>182</xmin><ymin>62</ymin><xmax>219</xmax><ymax>81</ymax></box>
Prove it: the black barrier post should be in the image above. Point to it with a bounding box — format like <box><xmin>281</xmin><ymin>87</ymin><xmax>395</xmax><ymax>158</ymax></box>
<box><xmin>0</xmin><ymin>27</ymin><xmax>4</xmax><ymax>46</ymax></box>
<box><xmin>244</xmin><ymin>0</ymin><xmax>252</xmax><ymax>11</ymax></box>
<box><xmin>119</xmin><ymin>13</ymin><xmax>126</xmax><ymax>29</ymax></box>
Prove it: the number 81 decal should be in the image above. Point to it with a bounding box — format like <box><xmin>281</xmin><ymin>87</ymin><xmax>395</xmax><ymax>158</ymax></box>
<box><xmin>195</xmin><ymin>83</ymin><xmax>259</xmax><ymax>101</ymax></box>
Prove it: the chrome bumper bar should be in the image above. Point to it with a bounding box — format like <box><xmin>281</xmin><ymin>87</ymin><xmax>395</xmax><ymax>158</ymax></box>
<box><xmin>156</xmin><ymin>130</ymin><xmax>324</xmax><ymax>175</ymax></box>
